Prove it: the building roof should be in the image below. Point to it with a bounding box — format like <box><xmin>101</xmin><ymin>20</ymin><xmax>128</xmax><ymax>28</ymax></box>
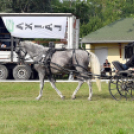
<box><xmin>82</xmin><ymin>18</ymin><xmax>134</xmax><ymax>44</ymax></box>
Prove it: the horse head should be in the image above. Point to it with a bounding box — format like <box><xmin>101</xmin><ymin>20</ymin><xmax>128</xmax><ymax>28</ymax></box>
<box><xmin>15</xmin><ymin>41</ymin><xmax>49</xmax><ymax>64</ymax></box>
<box><xmin>15</xmin><ymin>42</ymin><xmax>27</xmax><ymax>63</ymax></box>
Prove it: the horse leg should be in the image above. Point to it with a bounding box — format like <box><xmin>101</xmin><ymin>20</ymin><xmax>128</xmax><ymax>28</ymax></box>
<box><xmin>72</xmin><ymin>81</ymin><xmax>84</xmax><ymax>100</ymax></box>
<box><xmin>36</xmin><ymin>71</ymin><xmax>45</xmax><ymax>100</ymax></box>
<box><xmin>49</xmin><ymin>77</ymin><xmax>65</xmax><ymax>100</ymax></box>
<box><xmin>87</xmin><ymin>79</ymin><xmax>92</xmax><ymax>101</ymax></box>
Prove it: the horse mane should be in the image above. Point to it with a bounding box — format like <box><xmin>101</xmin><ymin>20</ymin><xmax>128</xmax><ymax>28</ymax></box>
<box><xmin>20</xmin><ymin>41</ymin><xmax>49</xmax><ymax>52</ymax></box>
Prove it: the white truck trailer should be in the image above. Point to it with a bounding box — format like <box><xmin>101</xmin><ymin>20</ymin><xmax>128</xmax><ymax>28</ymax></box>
<box><xmin>0</xmin><ymin>13</ymin><xmax>80</xmax><ymax>80</ymax></box>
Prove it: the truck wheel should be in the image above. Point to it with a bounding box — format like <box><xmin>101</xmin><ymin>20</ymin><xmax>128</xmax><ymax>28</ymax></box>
<box><xmin>13</xmin><ymin>65</ymin><xmax>32</xmax><ymax>80</ymax></box>
<box><xmin>0</xmin><ymin>65</ymin><xmax>8</xmax><ymax>80</ymax></box>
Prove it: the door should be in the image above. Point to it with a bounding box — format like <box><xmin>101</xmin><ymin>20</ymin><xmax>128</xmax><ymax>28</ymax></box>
<box><xmin>95</xmin><ymin>47</ymin><xmax>108</xmax><ymax>66</ymax></box>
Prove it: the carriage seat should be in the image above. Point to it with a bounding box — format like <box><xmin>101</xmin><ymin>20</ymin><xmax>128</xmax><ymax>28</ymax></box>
<box><xmin>112</xmin><ymin>61</ymin><xmax>125</xmax><ymax>71</ymax></box>
<box><xmin>112</xmin><ymin>61</ymin><xmax>133</xmax><ymax>77</ymax></box>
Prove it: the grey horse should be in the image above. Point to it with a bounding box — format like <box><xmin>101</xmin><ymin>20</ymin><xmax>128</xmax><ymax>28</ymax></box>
<box><xmin>15</xmin><ymin>41</ymin><xmax>101</xmax><ymax>100</ymax></box>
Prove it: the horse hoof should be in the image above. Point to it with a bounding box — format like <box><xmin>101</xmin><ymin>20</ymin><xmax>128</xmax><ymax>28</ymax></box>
<box><xmin>61</xmin><ymin>96</ymin><xmax>65</xmax><ymax>100</ymax></box>
<box><xmin>72</xmin><ymin>96</ymin><xmax>76</xmax><ymax>100</ymax></box>
<box><xmin>36</xmin><ymin>97</ymin><xmax>40</xmax><ymax>101</ymax></box>
<box><xmin>88</xmin><ymin>97</ymin><xmax>91</xmax><ymax>101</ymax></box>
<box><xmin>36</xmin><ymin>96</ymin><xmax>42</xmax><ymax>101</ymax></box>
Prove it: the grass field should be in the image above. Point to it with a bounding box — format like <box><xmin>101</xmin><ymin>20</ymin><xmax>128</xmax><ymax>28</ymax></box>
<box><xmin>0</xmin><ymin>82</ymin><xmax>134</xmax><ymax>134</ymax></box>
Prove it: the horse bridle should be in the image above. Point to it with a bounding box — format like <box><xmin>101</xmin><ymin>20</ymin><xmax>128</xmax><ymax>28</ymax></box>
<box><xmin>15</xmin><ymin>45</ymin><xmax>40</xmax><ymax>63</ymax></box>
<box><xmin>15</xmin><ymin>45</ymin><xmax>28</xmax><ymax>62</ymax></box>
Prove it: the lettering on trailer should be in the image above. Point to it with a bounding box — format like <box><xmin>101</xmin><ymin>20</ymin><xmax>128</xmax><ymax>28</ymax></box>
<box><xmin>2</xmin><ymin>16</ymin><xmax>67</xmax><ymax>38</ymax></box>
<box><xmin>16</xmin><ymin>23</ymin><xmax>62</xmax><ymax>31</ymax></box>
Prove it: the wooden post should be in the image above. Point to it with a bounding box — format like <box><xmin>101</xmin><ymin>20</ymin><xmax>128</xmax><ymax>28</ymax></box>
<box><xmin>119</xmin><ymin>43</ymin><xmax>121</xmax><ymax>58</ymax></box>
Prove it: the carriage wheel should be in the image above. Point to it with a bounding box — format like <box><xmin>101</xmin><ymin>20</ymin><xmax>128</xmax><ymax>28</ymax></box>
<box><xmin>109</xmin><ymin>76</ymin><xmax>122</xmax><ymax>101</ymax></box>
<box><xmin>116</xmin><ymin>77</ymin><xmax>134</xmax><ymax>101</ymax></box>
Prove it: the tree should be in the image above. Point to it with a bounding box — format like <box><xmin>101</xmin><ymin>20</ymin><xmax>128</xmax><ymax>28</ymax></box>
<box><xmin>1</xmin><ymin>0</ymin><xmax>134</xmax><ymax>38</ymax></box>
<box><xmin>0</xmin><ymin>0</ymin><xmax>52</xmax><ymax>13</ymax></box>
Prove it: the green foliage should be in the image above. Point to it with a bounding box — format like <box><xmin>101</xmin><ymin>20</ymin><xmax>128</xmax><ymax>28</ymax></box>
<box><xmin>0</xmin><ymin>0</ymin><xmax>52</xmax><ymax>13</ymax></box>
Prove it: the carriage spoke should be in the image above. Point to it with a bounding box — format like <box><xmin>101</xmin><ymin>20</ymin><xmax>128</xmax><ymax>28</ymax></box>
<box><xmin>125</xmin><ymin>88</ymin><xmax>134</xmax><ymax>101</ymax></box>
<box><xmin>114</xmin><ymin>77</ymin><xmax>134</xmax><ymax>101</ymax></box>
<box><xmin>108</xmin><ymin>76</ymin><xmax>134</xmax><ymax>101</ymax></box>
<box><xmin>109</xmin><ymin>77</ymin><xmax>123</xmax><ymax>101</ymax></box>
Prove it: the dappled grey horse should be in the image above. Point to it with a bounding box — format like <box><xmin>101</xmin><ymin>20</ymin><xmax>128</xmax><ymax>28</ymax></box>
<box><xmin>15</xmin><ymin>41</ymin><xmax>101</xmax><ymax>100</ymax></box>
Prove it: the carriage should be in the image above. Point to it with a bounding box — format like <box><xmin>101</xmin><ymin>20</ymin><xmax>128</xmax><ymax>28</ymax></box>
<box><xmin>109</xmin><ymin>42</ymin><xmax>134</xmax><ymax>101</ymax></box>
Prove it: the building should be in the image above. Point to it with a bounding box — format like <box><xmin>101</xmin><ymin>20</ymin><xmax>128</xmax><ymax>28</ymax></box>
<box><xmin>82</xmin><ymin>18</ymin><xmax>134</xmax><ymax>69</ymax></box>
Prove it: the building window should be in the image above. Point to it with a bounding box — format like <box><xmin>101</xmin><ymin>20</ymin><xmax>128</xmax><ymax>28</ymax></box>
<box><xmin>124</xmin><ymin>45</ymin><xmax>133</xmax><ymax>58</ymax></box>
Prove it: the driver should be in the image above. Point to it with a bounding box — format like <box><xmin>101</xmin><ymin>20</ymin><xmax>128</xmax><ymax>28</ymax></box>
<box><xmin>122</xmin><ymin>55</ymin><xmax>134</xmax><ymax>70</ymax></box>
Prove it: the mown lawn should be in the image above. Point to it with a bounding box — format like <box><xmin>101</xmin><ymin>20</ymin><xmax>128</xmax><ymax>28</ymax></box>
<box><xmin>0</xmin><ymin>82</ymin><xmax>134</xmax><ymax>134</ymax></box>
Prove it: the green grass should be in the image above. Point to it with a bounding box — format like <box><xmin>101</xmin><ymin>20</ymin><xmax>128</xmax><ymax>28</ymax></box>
<box><xmin>0</xmin><ymin>82</ymin><xmax>134</xmax><ymax>134</ymax></box>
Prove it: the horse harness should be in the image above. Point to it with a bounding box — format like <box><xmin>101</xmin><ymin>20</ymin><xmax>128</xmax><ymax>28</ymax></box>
<box><xmin>40</xmin><ymin>46</ymin><xmax>56</xmax><ymax>76</ymax></box>
<box><xmin>16</xmin><ymin>45</ymin><xmax>92</xmax><ymax>78</ymax></box>
<box><xmin>15</xmin><ymin>45</ymin><xmax>28</xmax><ymax>64</ymax></box>
<box><xmin>42</xmin><ymin>48</ymin><xmax>90</xmax><ymax>78</ymax></box>
<box><xmin>38</xmin><ymin>48</ymin><xmax>78</xmax><ymax>76</ymax></box>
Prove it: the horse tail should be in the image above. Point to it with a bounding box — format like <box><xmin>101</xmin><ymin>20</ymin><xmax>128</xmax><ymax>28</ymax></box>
<box><xmin>88</xmin><ymin>51</ymin><xmax>101</xmax><ymax>91</ymax></box>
